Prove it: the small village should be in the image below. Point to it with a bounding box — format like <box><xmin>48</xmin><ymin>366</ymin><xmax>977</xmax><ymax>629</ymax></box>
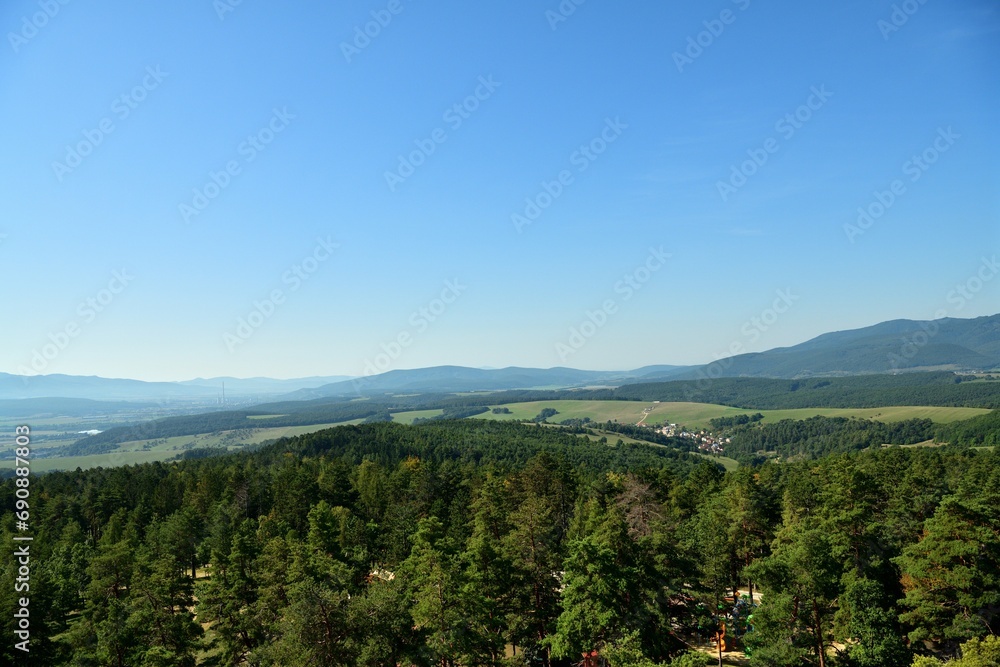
<box><xmin>636</xmin><ymin>405</ymin><xmax>731</xmax><ymax>454</ymax></box>
<box><xmin>654</xmin><ymin>423</ymin><xmax>730</xmax><ymax>454</ymax></box>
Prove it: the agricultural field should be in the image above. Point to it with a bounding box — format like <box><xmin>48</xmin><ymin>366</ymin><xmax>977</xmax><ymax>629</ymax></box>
<box><xmin>0</xmin><ymin>416</ymin><xmax>114</xmax><ymax>462</ymax></box>
<box><xmin>391</xmin><ymin>409</ymin><xmax>444</xmax><ymax>424</ymax></box>
<box><xmin>758</xmin><ymin>405</ymin><xmax>990</xmax><ymax>424</ymax></box>
<box><xmin>534</xmin><ymin>422</ymin><xmax>742</xmax><ymax>472</ymax></box>
<box><xmin>1</xmin><ymin>400</ymin><xmax>985</xmax><ymax>473</ymax></box>
<box><xmin>533</xmin><ymin>422</ymin><xmax>742</xmax><ymax>472</ymax></box>
<box><xmin>0</xmin><ymin>420</ymin><xmax>363</xmax><ymax>472</ymax></box>
<box><xmin>469</xmin><ymin>400</ymin><xmax>989</xmax><ymax>430</ymax></box>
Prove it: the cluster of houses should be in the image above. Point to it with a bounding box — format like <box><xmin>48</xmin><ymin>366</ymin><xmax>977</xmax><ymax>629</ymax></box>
<box><xmin>653</xmin><ymin>422</ymin><xmax>730</xmax><ymax>454</ymax></box>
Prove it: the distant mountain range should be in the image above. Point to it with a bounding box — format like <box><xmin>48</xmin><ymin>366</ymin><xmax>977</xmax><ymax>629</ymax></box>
<box><xmin>284</xmin><ymin>315</ymin><xmax>998</xmax><ymax>396</ymax></box>
<box><xmin>176</xmin><ymin>376</ymin><xmax>356</xmax><ymax>394</ymax></box>
<box><xmin>279</xmin><ymin>365</ymin><xmax>691</xmax><ymax>400</ymax></box>
<box><xmin>0</xmin><ymin>374</ymin><xmax>354</xmax><ymax>401</ymax></box>
<box><xmin>1</xmin><ymin>314</ymin><xmax>996</xmax><ymax>402</ymax></box>
<box><xmin>0</xmin><ymin>397</ymin><xmax>156</xmax><ymax>418</ymax></box>
<box><xmin>645</xmin><ymin>314</ymin><xmax>1000</xmax><ymax>381</ymax></box>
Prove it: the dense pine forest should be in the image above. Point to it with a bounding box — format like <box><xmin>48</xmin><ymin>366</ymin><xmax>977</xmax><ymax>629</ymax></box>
<box><xmin>2</xmin><ymin>420</ymin><xmax>999</xmax><ymax>666</ymax></box>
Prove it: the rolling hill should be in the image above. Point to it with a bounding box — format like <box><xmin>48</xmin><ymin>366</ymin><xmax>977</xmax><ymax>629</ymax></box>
<box><xmin>279</xmin><ymin>365</ymin><xmax>692</xmax><ymax>399</ymax></box>
<box><xmin>3</xmin><ymin>315</ymin><xmax>996</xmax><ymax>404</ymax></box>
<box><xmin>641</xmin><ymin>314</ymin><xmax>1000</xmax><ymax>380</ymax></box>
<box><xmin>0</xmin><ymin>373</ymin><xmax>355</xmax><ymax>401</ymax></box>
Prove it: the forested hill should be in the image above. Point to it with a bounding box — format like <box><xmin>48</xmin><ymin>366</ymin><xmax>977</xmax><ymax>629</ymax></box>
<box><xmin>3</xmin><ymin>419</ymin><xmax>998</xmax><ymax>666</ymax></box>
<box><xmin>424</xmin><ymin>372</ymin><xmax>1000</xmax><ymax>410</ymax></box>
<box><xmin>643</xmin><ymin>313</ymin><xmax>1000</xmax><ymax>379</ymax></box>
<box><xmin>247</xmin><ymin>419</ymin><xmax>709</xmax><ymax>476</ymax></box>
<box><xmin>613</xmin><ymin>372</ymin><xmax>1000</xmax><ymax>408</ymax></box>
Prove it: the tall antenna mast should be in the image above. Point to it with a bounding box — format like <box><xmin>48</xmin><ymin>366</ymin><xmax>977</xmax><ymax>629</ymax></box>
<box><xmin>222</xmin><ymin>381</ymin><xmax>226</xmax><ymax>408</ymax></box>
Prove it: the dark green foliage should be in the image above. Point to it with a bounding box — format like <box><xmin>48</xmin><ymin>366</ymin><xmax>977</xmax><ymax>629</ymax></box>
<box><xmin>533</xmin><ymin>408</ymin><xmax>560</xmax><ymax>422</ymax></box>
<box><xmin>275</xmin><ymin>421</ymin><xmax>710</xmax><ymax>479</ymax></box>
<box><xmin>441</xmin><ymin>405</ymin><xmax>490</xmax><ymax>419</ymax></box>
<box><xmin>4</xmin><ymin>420</ymin><xmax>1000</xmax><ymax>666</ymax></box>
<box><xmin>412</xmin><ymin>405</ymin><xmax>491</xmax><ymax>423</ymax></box>
<box><xmin>948</xmin><ymin>635</ymin><xmax>1000</xmax><ymax>666</ymax></box>
<box><xmin>726</xmin><ymin>416</ymin><xmax>936</xmax><ymax>461</ymax></box>
<box><xmin>596</xmin><ymin>422</ymin><xmax>697</xmax><ymax>451</ymax></box>
<box><xmin>362</xmin><ymin>410</ymin><xmax>394</xmax><ymax>423</ymax></box>
<box><xmin>893</xmin><ymin>496</ymin><xmax>1000</xmax><ymax>653</ymax></box>
<box><xmin>844</xmin><ymin>577</ymin><xmax>911</xmax><ymax>667</ymax></box>
<box><xmin>709</xmin><ymin>413</ymin><xmax>764</xmax><ymax>429</ymax></box>
<box><xmin>936</xmin><ymin>409</ymin><xmax>1000</xmax><ymax>446</ymax></box>
<box><xmin>745</xmin><ymin>527</ymin><xmax>841</xmax><ymax>666</ymax></box>
<box><xmin>613</xmin><ymin>372</ymin><xmax>1000</xmax><ymax>409</ymax></box>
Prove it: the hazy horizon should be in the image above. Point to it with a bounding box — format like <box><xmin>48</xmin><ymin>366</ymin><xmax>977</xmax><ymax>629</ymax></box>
<box><xmin>5</xmin><ymin>311</ymin><xmax>998</xmax><ymax>384</ymax></box>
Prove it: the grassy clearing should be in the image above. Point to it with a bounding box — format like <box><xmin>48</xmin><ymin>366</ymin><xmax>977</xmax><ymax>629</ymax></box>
<box><xmin>10</xmin><ymin>401</ymin><xmax>983</xmax><ymax>474</ymax></box>
<box><xmin>475</xmin><ymin>400</ymin><xmax>665</xmax><ymax>424</ymax></box>
<box><xmin>470</xmin><ymin>400</ymin><xmax>988</xmax><ymax>430</ymax></box>
<box><xmin>696</xmin><ymin>453</ymin><xmax>740</xmax><ymax>472</ymax></box>
<box><xmin>896</xmin><ymin>439</ymin><xmax>942</xmax><ymax>448</ymax></box>
<box><xmin>0</xmin><ymin>416</ymin><xmax>96</xmax><ymax>427</ymax></box>
<box><xmin>0</xmin><ymin>420</ymin><xmax>364</xmax><ymax>472</ymax></box>
<box><xmin>12</xmin><ymin>450</ymin><xmax>178</xmax><ymax>472</ymax></box>
<box><xmin>109</xmin><ymin>421</ymin><xmax>364</xmax><ymax>453</ymax></box>
<box><xmin>581</xmin><ymin>428</ymin><xmax>649</xmax><ymax>445</ymax></box>
<box><xmin>758</xmin><ymin>405</ymin><xmax>989</xmax><ymax>424</ymax></box>
<box><xmin>391</xmin><ymin>409</ymin><xmax>444</xmax><ymax>424</ymax></box>
<box><xmin>533</xmin><ymin>423</ymin><xmax>742</xmax><ymax>471</ymax></box>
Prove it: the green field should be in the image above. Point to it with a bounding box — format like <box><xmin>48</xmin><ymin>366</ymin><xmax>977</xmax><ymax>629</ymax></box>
<box><xmin>758</xmin><ymin>405</ymin><xmax>991</xmax><ymax>424</ymax></box>
<box><xmin>533</xmin><ymin>423</ymin><xmax>742</xmax><ymax>472</ymax></box>
<box><xmin>14</xmin><ymin>450</ymin><xmax>182</xmax><ymax>473</ymax></box>
<box><xmin>391</xmin><ymin>409</ymin><xmax>444</xmax><ymax>424</ymax></box>
<box><xmin>0</xmin><ymin>420</ymin><xmax>363</xmax><ymax>472</ymax></box>
<box><xmin>578</xmin><ymin>427</ymin><xmax>739</xmax><ymax>472</ymax></box>
<box><xmin>696</xmin><ymin>453</ymin><xmax>739</xmax><ymax>472</ymax></box>
<box><xmin>470</xmin><ymin>400</ymin><xmax>989</xmax><ymax>430</ymax></box>
<box><xmin>2</xmin><ymin>400</ymin><xmax>985</xmax><ymax>473</ymax></box>
<box><xmin>0</xmin><ymin>416</ymin><xmax>93</xmax><ymax>427</ymax></box>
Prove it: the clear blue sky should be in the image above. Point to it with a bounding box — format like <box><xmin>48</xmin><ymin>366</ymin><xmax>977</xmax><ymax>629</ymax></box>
<box><xmin>2</xmin><ymin>0</ymin><xmax>998</xmax><ymax>381</ymax></box>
